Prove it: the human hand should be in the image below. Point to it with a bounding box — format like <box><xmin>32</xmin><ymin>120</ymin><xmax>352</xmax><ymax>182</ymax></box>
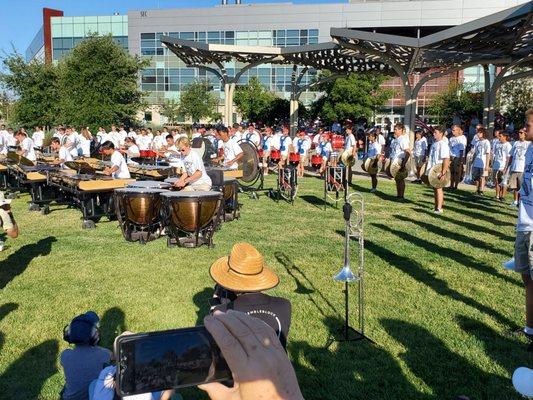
<box><xmin>174</xmin><ymin>179</ymin><xmax>186</xmax><ymax>189</ymax></box>
<box><xmin>199</xmin><ymin>310</ymin><xmax>304</xmax><ymax>400</ymax></box>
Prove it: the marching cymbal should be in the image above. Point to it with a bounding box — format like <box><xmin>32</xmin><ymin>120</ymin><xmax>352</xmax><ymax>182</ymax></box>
<box><xmin>390</xmin><ymin>159</ymin><xmax>408</xmax><ymax>181</ymax></box>
<box><xmin>361</xmin><ymin>157</ymin><xmax>368</xmax><ymax>172</ymax></box>
<box><xmin>341</xmin><ymin>149</ymin><xmax>355</xmax><ymax>167</ymax></box>
<box><xmin>384</xmin><ymin>158</ymin><xmax>392</xmax><ymax>177</ymax></box>
<box><xmin>428</xmin><ymin>163</ymin><xmax>451</xmax><ymax>188</ymax></box>
<box><xmin>364</xmin><ymin>157</ymin><xmax>379</xmax><ymax>175</ymax></box>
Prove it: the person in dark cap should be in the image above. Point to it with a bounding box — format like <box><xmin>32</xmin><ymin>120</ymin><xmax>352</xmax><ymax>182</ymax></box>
<box><xmin>60</xmin><ymin>311</ymin><xmax>111</xmax><ymax>400</ymax></box>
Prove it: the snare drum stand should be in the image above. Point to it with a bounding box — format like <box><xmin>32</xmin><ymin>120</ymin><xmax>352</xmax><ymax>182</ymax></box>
<box><xmin>326</xmin><ymin>186</ymin><xmax>375</xmax><ymax>348</ymax></box>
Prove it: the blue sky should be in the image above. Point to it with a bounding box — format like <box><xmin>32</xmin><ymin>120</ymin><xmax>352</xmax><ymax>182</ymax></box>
<box><xmin>0</xmin><ymin>0</ymin><xmax>346</xmax><ymax>56</ymax></box>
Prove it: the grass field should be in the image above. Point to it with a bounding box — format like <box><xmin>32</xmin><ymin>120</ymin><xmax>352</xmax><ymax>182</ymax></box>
<box><xmin>0</xmin><ymin>173</ymin><xmax>530</xmax><ymax>400</ymax></box>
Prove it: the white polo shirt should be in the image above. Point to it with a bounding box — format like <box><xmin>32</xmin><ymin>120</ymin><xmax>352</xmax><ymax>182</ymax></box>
<box><xmin>110</xmin><ymin>151</ymin><xmax>130</xmax><ymax>179</ymax></box>
<box><xmin>21</xmin><ymin>137</ymin><xmax>36</xmax><ymax>161</ymax></box>
<box><xmin>32</xmin><ymin>130</ymin><xmax>45</xmax><ymax>147</ymax></box>
<box><xmin>59</xmin><ymin>146</ymin><xmax>73</xmax><ymax>168</ymax></box>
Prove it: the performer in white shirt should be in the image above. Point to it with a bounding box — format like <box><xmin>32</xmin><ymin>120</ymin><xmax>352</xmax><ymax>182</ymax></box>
<box><xmin>293</xmin><ymin>130</ymin><xmax>311</xmax><ymax>178</ymax></box>
<box><xmin>344</xmin><ymin>127</ymin><xmax>357</xmax><ymax>184</ymax></box>
<box><xmin>123</xmin><ymin>137</ymin><xmax>140</xmax><ymax>162</ymax></box>
<box><xmin>243</xmin><ymin>125</ymin><xmax>261</xmax><ymax>147</ymax></box>
<box><xmin>100</xmin><ymin>141</ymin><xmax>131</xmax><ymax>179</ymax></box>
<box><xmin>136</xmin><ymin>129</ymin><xmax>152</xmax><ymax>151</ymax></box>
<box><xmin>492</xmin><ymin>131</ymin><xmax>512</xmax><ymax>201</ymax></box>
<box><xmin>412</xmin><ymin>131</ymin><xmax>427</xmax><ymax>184</ymax></box>
<box><xmin>173</xmin><ymin>137</ymin><xmax>212</xmax><ymax>192</ymax></box>
<box><xmin>273</xmin><ymin>126</ymin><xmax>291</xmax><ymax>169</ymax></box>
<box><xmin>471</xmin><ymin>128</ymin><xmax>491</xmax><ymax>196</ymax></box>
<box><xmin>78</xmin><ymin>128</ymin><xmax>93</xmax><ymax>157</ymax></box>
<box><xmin>15</xmin><ymin>131</ymin><xmax>36</xmax><ymax>163</ymax></box>
<box><xmin>366</xmin><ymin>132</ymin><xmax>382</xmax><ymax>192</ymax></box>
<box><xmin>50</xmin><ymin>138</ymin><xmax>73</xmax><ymax>168</ymax></box>
<box><xmin>449</xmin><ymin>124</ymin><xmax>467</xmax><ymax>189</ymax></box>
<box><xmin>64</xmin><ymin>127</ymin><xmax>79</xmax><ymax>159</ymax></box>
<box><xmin>315</xmin><ymin>134</ymin><xmax>332</xmax><ymax>174</ymax></box>
<box><xmin>387</xmin><ymin>123</ymin><xmax>412</xmax><ymax>199</ymax></box>
<box><xmin>214</xmin><ymin>126</ymin><xmax>243</xmax><ymax>170</ymax></box>
<box><xmin>425</xmin><ymin>126</ymin><xmax>450</xmax><ymax>213</ymax></box>
<box><xmin>32</xmin><ymin>126</ymin><xmax>45</xmax><ymax>148</ymax></box>
<box><xmin>0</xmin><ymin>125</ymin><xmax>8</xmax><ymax>155</ymax></box>
<box><xmin>508</xmin><ymin>128</ymin><xmax>529</xmax><ymax>207</ymax></box>
<box><xmin>96</xmin><ymin>127</ymin><xmax>109</xmax><ymax>145</ymax></box>
<box><xmin>260</xmin><ymin>127</ymin><xmax>274</xmax><ymax>176</ymax></box>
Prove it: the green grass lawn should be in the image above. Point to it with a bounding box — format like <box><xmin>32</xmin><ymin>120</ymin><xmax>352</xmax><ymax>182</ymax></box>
<box><xmin>0</xmin><ymin>174</ymin><xmax>529</xmax><ymax>400</ymax></box>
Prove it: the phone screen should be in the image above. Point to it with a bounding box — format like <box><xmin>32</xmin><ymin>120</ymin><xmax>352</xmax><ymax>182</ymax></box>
<box><xmin>116</xmin><ymin>326</ymin><xmax>232</xmax><ymax>396</ymax></box>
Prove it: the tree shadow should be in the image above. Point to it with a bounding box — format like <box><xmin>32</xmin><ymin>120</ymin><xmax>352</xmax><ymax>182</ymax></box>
<box><xmin>99</xmin><ymin>307</ymin><xmax>126</xmax><ymax>349</ymax></box>
<box><xmin>410</xmin><ymin>207</ymin><xmax>514</xmax><ymax>242</ymax></box>
<box><xmin>192</xmin><ymin>287</ymin><xmax>214</xmax><ymax>326</ymax></box>
<box><xmin>274</xmin><ymin>252</ymin><xmax>339</xmax><ymax>319</ymax></box>
<box><xmin>394</xmin><ymin>214</ymin><xmax>511</xmax><ymax>257</ymax></box>
<box><xmin>288</xmin><ymin>315</ymin><xmax>421</xmax><ymax>400</ymax></box>
<box><xmin>381</xmin><ymin>318</ymin><xmax>513</xmax><ymax>399</ymax></box>
<box><xmin>0</xmin><ymin>236</ymin><xmax>57</xmax><ymax>290</ymax></box>
<box><xmin>0</xmin><ymin>303</ymin><xmax>18</xmax><ymax>353</ymax></box>
<box><xmin>365</xmin><ymin>240</ymin><xmax>519</xmax><ymax>331</ymax></box>
<box><xmin>455</xmin><ymin>315</ymin><xmax>531</xmax><ymax>373</ymax></box>
<box><xmin>0</xmin><ymin>339</ymin><xmax>59</xmax><ymax>398</ymax></box>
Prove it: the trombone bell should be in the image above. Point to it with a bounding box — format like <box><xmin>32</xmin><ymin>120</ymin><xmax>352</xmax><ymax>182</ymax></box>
<box><xmin>334</xmin><ymin>265</ymin><xmax>359</xmax><ymax>282</ymax></box>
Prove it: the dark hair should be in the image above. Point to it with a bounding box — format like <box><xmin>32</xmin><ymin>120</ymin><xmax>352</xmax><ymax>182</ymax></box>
<box><xmin>166</xmin><ymin>134</ymin><xmax>173</xmax><ymax>140</ymax></box>
<box><xmin>434</xmin><ymin>125</ymin><xmax>445</xmax><ymax>133</ymax></box>
<box><xmin>452</xmin><ymin>124</ymin><xmax>464</xmax><ymax>131</ymax></box>
<box><xmin>100</xmin><ymin>141</ymin><xmax>115</xmax><ymax>150</ymax></box>
<box><xmin>125</xmin><ymin>137</ymin><xmax>136</xmax><ymax>144</ymax></box>
<box><xmin>232</xmin><ymin>123</ymin><xmax>240</xmax><ymax>129</ymax></box>
<box><xmin>394</xmin><ymin>122</ymin><xmax>405</xmax><ymax>131</ymax></box>
<box><xmin>51</xmin><ymin>138</ymin><xmax>60</xmax><ymax>145</ymax></box>
<box><xmin>218</xmin><ymin>126</ymin><xmax>229</xmax><ymax>134</ymax></box>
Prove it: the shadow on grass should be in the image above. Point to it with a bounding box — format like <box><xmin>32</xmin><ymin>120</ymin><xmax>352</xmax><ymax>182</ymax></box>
<box><xmin>420</xmin><ymin>190</ymin><xmax>516</xmax><ymax>217</ymax></box>
<box><xmin>394</xmin><ymin>214</ymin><xmax>511</xmax><ymax>258</ymax></box>
<box><xmin>456</xmin><ymin>315</ymin><xmax>531</xmax><ymax>372</ymax></box>
<box><xmin>192</xmin><ymin>286</ymin><xmax>215</xmax><ymax>326</ymax></box>
<box><xmin>275</xmin><ymin>252</ymin><xmax>339</xmax><ymax>319</ymax></box>
<box><xmin>350</xmin><ymin>182</ymin><xmax>412</xmax><ymax>203</ymax></box>
<box><xmin>289</xmin><ymin>315</ymin><xmax>420</xmax><ymax>400</ymax></box>
<box><xmin>0</xmin><ymin>303</ymin><xmax>18</xmax><ymax>353</ymax></box>
<box><xmin>410</xmin><ymin>207</ymin><xmax>514</xmax><ymax>242</ymax></box>
<box><xmin>299</xmin><ymin>195</ymin><xmax>325</xmax><ymax>210</ymax></box>
<box><xmin>381</xmin><ymin>318</ymin><xmax>508</xmax><ymax>400</ymax></box>
<box><xmin>365</xmin><ymin>240</ymin><xmax>519</xmax><ymax>331</ymax></box>
<box><xmin>0</xmin><ymin>339</ymin><xmax>58</xmax><ymax>398</ymax></box>
<box><xmin>99</xmin><ymin>307</ymin><xmax>126</xmax><ymax>349</ymax></box>
<box><xmin>0</xmin><ymin>236</ymin><xmax>57</xmax><ymax>290</ymax></box>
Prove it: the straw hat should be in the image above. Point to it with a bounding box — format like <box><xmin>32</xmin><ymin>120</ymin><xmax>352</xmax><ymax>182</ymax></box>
<box><xmin>428</xmin><ymin>163</ymin><xmax>451</xmax><ymax>188</ymax></box>
<box><xmin>210</xmin><ymin>243</ymin><xmax>279</xmax><ymax>292</ymax></box>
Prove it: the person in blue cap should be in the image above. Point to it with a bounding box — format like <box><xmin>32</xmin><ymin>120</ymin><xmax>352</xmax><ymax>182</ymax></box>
<box><xmin>60</xmin><ymin>311</ymin><xmax>111</xmax><ymax>400</ymax></box>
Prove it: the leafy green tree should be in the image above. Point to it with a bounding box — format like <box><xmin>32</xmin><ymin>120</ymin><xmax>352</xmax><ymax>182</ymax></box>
<box><xmin>427</xmin><ymin>82</ymin><xmax>483</xmax><ymax>125</ymax></box>
<box><xmin>0</xmin><ymin>90</ymin><xmax>14</xmax><ymax>123</ymax></box>
<box><xmin>309</xmin><ymin>72</ymin><xmax>392</xmax><ymax>124</ymax></box>
<box><xmin>58</xmin><ymin>34</ymin><xmax>147</xmax><ymax>131</ymax></box>
<box><xmin>497</xmin><ymin>72</ymin><xmax>533</xmax><ymax>129</ymax></box>
<box><xmin>178</xmin><ymin>80</ymin><xmax>220</xmax><ymax>123</ymax></box>
<box><xmin>234</xmin><ymin>76</ymin><xmax>276</xmax><ymax>122</ymax></box>
<box><xmin>1</xmin><ymin>54</ymin><xmax>60</xmax><ymax>128</ymax></box>
<box><xmin>159</xmin><ymin>99</ymin><xmax>181</xmax><ymax>125</ymax></box>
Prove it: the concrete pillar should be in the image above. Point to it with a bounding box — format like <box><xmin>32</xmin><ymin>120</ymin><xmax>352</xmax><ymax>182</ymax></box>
<box><xmin>289</xmin><ymin>96</ymin><xmax>299</xmax><ymax>138</ymax></box>
<box><xmin>487</xmin><ymin>90</ymin><xmax>496</xmax><ymax>137</ymax></box>
<box><xmin>223</xmin><ymin>82</ymin><xmax>230</xmax><ymax>126</ymax></box>
<box><xmin>482</xmin><ymin>65</ymin><xmax>490</xmax><ymax>127</ymax></box>
<box><xmin>404</xmin><ymin>98</ymin><xmax>416</xmax><ymax>146</ymax></box>
<box><xmin>227</xmin><ymin>82</ymin><xmax>236</xmax><ymax>126</ymax></box>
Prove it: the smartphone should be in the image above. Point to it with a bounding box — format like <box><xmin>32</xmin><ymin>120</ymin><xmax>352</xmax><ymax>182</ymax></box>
<box><xmin>116</xmin><ymin>326</ymin><xmax>232</xmax><ymax>397</ymax></box>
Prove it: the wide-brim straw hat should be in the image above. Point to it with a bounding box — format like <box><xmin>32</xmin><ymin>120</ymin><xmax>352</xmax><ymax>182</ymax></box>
<box><xmin>428</xmin><ymin>163</ymin><xmax>451</xmax><ymax>188</ymax></box>
<box><xmin>210</xmin><ymin>242</ymin><xmax>279</xmax><ymax>292</ymax></box>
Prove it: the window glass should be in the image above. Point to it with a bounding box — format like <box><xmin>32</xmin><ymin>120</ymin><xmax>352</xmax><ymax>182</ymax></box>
<box><xmin>225</xmin><ymin>31</ymin><xmax>235</xmax><ymax>38</ymax></box>
<box><xmin>97</xmin><ymin>16</ymin><xmax>111</xmax><ymax>23</ymax></box>
<box><xmin>276</xmin><ymin>30</ymin><xmax>285</xmax><ymax>38</ymax></box>
<box><xmin>286</xmin><ymin>37</ymin><xmax>299</xmax><ymax>46</ymax></box>
<box><xmin>300</xmin><ymin>29</ymin><xmax>308</xmax><ymax>36</ymax></box>
<box><xmin>141</xmin><ymin>33</ymin><xmax>155</xmax><ymax>39</ymax></box>
<box><xmin>286</xmin><ymin>30</ymin><xmax>299</xmax><ymax>37</ymax></box>
<box><xmin>180</xmin><ymin>32</ymin><xmax>194</xmax><ymax>40</ymax></box>
<box><xmin>111</xmin><ymin>22</ymin><xmax>123</xmax><ymax>36</ymax></box>
<box><xmin>258</xmin><ymin>30</ymin><xmax>271</xmax><ymax>39</ymax></box>
<box><xmin>309</xmin><ymin>29</ymin><xmax>319</xmax><ymax>36</ymax></box>
<box><xmin>98</xmin><ymin>22</ymin><xmax>112</xmax><ymax>35</ymax></box>
<box><xmin>198</xmin><ymin>32</ymin><xmax>206</xmax><ymax>42</ymax></box>
<box><xmin>141</xmin><ymin>49</ymin><xmax>155</xmax><ymax>55</ymax></box>
<box><xmin>51</xmin><ymin>23</ymin><xmax>62</xmax><ymax>37</ymax></box>
<box><xmin>258</xmin><ymin>38</ymin><xmax>271</xmax><ymax>46</ymax></box>
<box><xmin>62</xmin><ymin>37</ymin><xmax>74</xmax><ymax>49</ymax></box>
<box><xmin>85</xmin><ymin>16</ymin><xmax>98</xmax><ymax>23</ymax></box>
<box><xmin>53</xmin><ymin>38</ymin><xmax>62</xmax><ymax>48</ymax></box>
<box><xmin>308</xmin><ymin>37</ymin><xmax>318</xmax><ymax>44</ymax></box>
<box><xmin>235</xmin><ymin>31</ymin><xmax>248</xmax><ymax>39</ymax></box>
<box><xmin>85</xmin><ymin>23</ymin><xmax>98</xmax><ymax>34</ymax></box>
<box><xmin>62</xmin><ymin>24</ymin><xmax>74</xmax><ymax>37</ymax></box>
<box><xmin>181</xmin><ymin>68</ymin><xmax>195</xmax><ymax>76</ymax></box>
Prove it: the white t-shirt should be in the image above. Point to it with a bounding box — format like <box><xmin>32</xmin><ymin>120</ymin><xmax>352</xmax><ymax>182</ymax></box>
<box><xmin>492</xmin><ymin>141</ymin><xmax>512</xmax><ymax>171</ymax></box>
<box><xmin>517</xmin><ymin>144</ymin><xmax>533</xmax><ymax>232</ymax></box>
<box><xmin>345</xmin><ymin>133</ymin><xmax>356</xmax><ymax>149</ymax></box>
<box><xmin>136</xmin><ymin>136</ymin><xmax>151</xmax><ymax>151</ymax></box>
<box><xmin>78</xmin><ymin>136</ymin><xmax>91</xmax><ymax>157</ymax></box>
<box><xmin>110</xmin><ymin>151</ymin><xmax>130</xmax><ymax>179</ymax></box>
<box><xmin>165</xmin><ymin>145</ymin><xmax>184</xmax><ymax>169</ymax></box>
<box><xmin>223</xmin><ymin>140</ymin><xmax>243</xmax><ymax>170</ymax></box>
<box><xmin>126</xmin><ymin>145</ymin><xmax>140</xmax><ymax>159</ymax></box>
<box><xmin>316</xmin><ymin>141</ymin><xmax>332</xmax><ymax>158</ymax></box>
<box><xmin>491</xmin><ymin>138</ymin><xmax>500</xmax><ymax>155</ymax></box>
<box><xmin>260</xmin><ymin>136</ymin><xmax>273</xmax><ymax>151</ymax></box>
<box><xmin>0</xmin><ymin>131</ymin><xmax>7</xmax><ymax>155</ymax></box>
<box><xmin>377</xmin><ymin>134</ymin><xmax>386</xmax><ymax>147</ymax></box>
<box><xmin>367</xmin><ymin>141</ymin><xmax>382</xmax><ymax>158</ymax></box>
<box><xmin>21</xmin><ymin>137</ymin><xmax>36</xmax><ymax>161</ymax></box>
<box><xmin>426</xmin><ymin>139</ymin><xmax>450</xmax><ymax>174</ymax></box>
<box><xmin>127</xmin><ymin>130</ymin><xmax>137</xmax><ymax>139</ymax></box>
<box><xmin>510</xmin><ymin>141</ymin><xmax>529</xmax><ymax>173</ymax></box>
<box><xmin>449</xmin><ymin>135</ymin><xmax>467</xmax><ymax>158</ymax></box>
<box><xmin>292</xmin><ymin>137</ymin><xmax>311</xmax><ymax>155</ymax></box>
<box><xmin>244</xmin><ymin>131</ymin><xmax>261</xmax><ymax>147</ymax></box>
<box><xmin>65</xmin><ymin>134</ymin><xmax>79</xmax><ymax>158</ymax></box>
<box><xmin>59</xmin><ymin>146</ymin><xmax>73</xmax><ymax>168</ymax></box>
<box><xmin>181</xmin><ymin>150</ymin><xmax>212</xmax><ymax>187</ymax></box>
<box><xmin>96</xmin><ymin>131</ymin><xmax>109</xmax><ymax>144</ymax></box>
<box><xmin>151</xmin><ymin>135</ymin><xmax>166</xmax><ymax>151</ymax></box>
<box><xmin>413</xmin><ymin>137</ymin><xmax>427</xmax><ymax>158</ymax></box>
<box><xmin>389</xmin><ymin>134</ymin><xmax>410</xmax><ymax>161</ymax></box>
<box><xmin>275</xmin><ymin>135</ymin><xmax>292</xmax><ymax>155</ymax></box>
<box><xmin>472</xmin><ymin>139</ymin><xmax>491</xmax><ymax>169</ymax></box>
<box><xmin>32</xmin><ymin>130</ymin><xmax>45</xmax><ymax>147</ymax></box>
<box><xmin>5</xmin><ymin>132</ymin><xmax>16</xmax><ymax>147</ymax></box>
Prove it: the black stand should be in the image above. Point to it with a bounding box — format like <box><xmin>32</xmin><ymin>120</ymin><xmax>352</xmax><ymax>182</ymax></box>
<box><xmin>326</xmin><ymin>179</ymin><xmax>375</xmax><ymax>348</ymax></box>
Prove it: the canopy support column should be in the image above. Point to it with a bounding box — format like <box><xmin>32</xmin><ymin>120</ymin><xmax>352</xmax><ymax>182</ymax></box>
<box><xmin>482</xmin><ymin>65</ymin><xmax>491</xmax><ymax>127</ymax></box>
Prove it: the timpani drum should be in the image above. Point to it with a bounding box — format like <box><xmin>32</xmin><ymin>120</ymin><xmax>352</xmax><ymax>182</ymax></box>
<box><xmin>127</xmin><ymin>180</ymin><xmax>172</xmax><ymax>189</ymax></box>
<box><xmin>160</xmin><ymin>191</ymin><xmax>222</xmax><ymax>248</ymax></box>
<box><xmin>222</xmin><ymin>177</ymin><xmax>239</xmax><ymax>222</ymax></box>
<box><xmin>114</xmin><ymin>187</ymin><xmax>167</xmax><ymax>244</ymax></box>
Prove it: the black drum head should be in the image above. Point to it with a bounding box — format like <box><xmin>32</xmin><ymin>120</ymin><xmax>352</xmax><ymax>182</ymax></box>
<box><xmin>238</xmin><ymin>141</ymin><xmax>260</xmax><ymax>185</ymax></box>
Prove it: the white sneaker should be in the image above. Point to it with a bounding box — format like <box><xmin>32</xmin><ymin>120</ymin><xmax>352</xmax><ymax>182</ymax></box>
<box><xmin>509</xmin><ymin>201</ymin><xmax>518</xmax><ymax>207</ymax></box>
<box><xmin>433</xmin><ymin>209</ymin><xmax>443</xmax><ymax>214</ymax></box>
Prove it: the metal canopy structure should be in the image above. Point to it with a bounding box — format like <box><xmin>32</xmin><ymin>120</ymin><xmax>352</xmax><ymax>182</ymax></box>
<box><xmin>331</xmin><ymin>2</ymin><xmax>533</xmax><ymax>140</ymax></box>
<box><xmin>161</xmin><ymin>2</ymin><xmax>532</xmax><ymax>139</ymax></box>
<box><xmin>161</xmin><ymin>36</ymin><xmax>395</xmax><ymax>131</ymax></box>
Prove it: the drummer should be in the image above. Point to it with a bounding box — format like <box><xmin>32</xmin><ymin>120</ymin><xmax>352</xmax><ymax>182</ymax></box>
<box><xmin>14</xmin><ymin>130</ymin><xmax>37</xmax><ymax>164</ymax></box>
<box><xmin>388</xmin><ymin>123</ymin><xmax>411</xmax><ymax>199</ymax></box>
<box><xmin>214</xmin><ymin>126</ymin><xmax>243</xmax><ymax>170</ymax></box>
<box><xmin>260</xmin><ymin>127</ymin><xmax>274</xmax><ymax>176</ymax></box>
<box><xmin>425</xmin><ymin>126</ymin><xmax>450</xmax><ymax>214</ymax></box>
<box><xmin>50</xmin><ymin>138</ymin><xmax>73</xmax><ymax>168</ymax></box>
<box><xmin>292</xmin><ymin>130</ymin><xmax>311</xmax><ymax>177</ymax></box>
<box><xmin>123</xmin><ymin>137</ymin><xmax>140</xmax><ymax>162</ymax></box>
<box><xmin>344</xmin><ymin>127</ymin><xmax>357</xmax><ymax>184</ymax></box>
<box><xmin>366</xmin><ymin>132</ymin><xmax>382</xmax><ymax>193</ymax></box>
<box><xmin>159</xmin><ymin>135</ymin><xmax>184</xmax><ymax>173</ymax></box>
<box><xmin>244</xmin><ymin>124</ymin><xmax>261</xmax><ymax>147</ymax></box>
<box><xmin>316</xmin><ymin>133</ymin><xmax>332</xmax><ymax>174</ymax></box>
<box><xmin>173</xmin><ymin>137</ymin><xmax>212</xmax><ymax>192</ymax></box>
<box><xmin>274</xmin><ymin>126</ymin><xmax>291</xmax><ymax>169</ymax></box>
<box><xmin>412</xmin><ymin>130</ymin><xmax>428</xmax><ymax>184</ymax></box>
<box><xmin>100</xmin><ymin>141</ymin><xmax>131</xmax><ymax>179</ymax></box>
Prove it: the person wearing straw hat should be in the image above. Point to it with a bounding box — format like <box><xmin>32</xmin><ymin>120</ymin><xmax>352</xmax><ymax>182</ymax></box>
<box><xmin>0</xmin><ymin>192</ymin><xmax>18</xmax><ymax>251</ymax></box>
<box><xmin>209</xmin><ymin>242</ymin><xmax>291</xmax><ymax>349</ymax></box>
<box><xmin>425</xmin><ymin>126</ymin><xmax>450</xmax><ymax>214</ymax></box>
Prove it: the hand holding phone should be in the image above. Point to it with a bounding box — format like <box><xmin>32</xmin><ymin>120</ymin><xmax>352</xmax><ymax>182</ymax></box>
<box><xmin>199</xmin><ymin>310</ymin><xmax>304</xmax><ymax>400</ymax></box>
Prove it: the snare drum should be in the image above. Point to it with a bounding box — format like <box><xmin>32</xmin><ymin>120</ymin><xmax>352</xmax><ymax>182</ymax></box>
<box><xmin>311</xmin><ymin>154</ymin><xmax>323</xmax><ymax>170</ymax></box>
<box><xmin>331</xmin><ymin>134</ymin><xmax>345</xmax><ymax>150</ymax></box>
<box><xmin>160</xmin><ymin>191</ymin><xmax>222</xmax><ymax>248</ymax></box>
<box><xmin>270</xmin><ymin>149</ymin><xmax>281</xmax><ymax>163</ymax></box>
<box><xmin>288</xmin><ymin>153</ymin><xmax>300</xmax><ymax>166</ymax></box>
<box><xmin>114</xmin><ymin>187</ymin><xmax>167</xmax><ymax>244</ymax></box>
<box><xmin>127</xmin><ymin>180</ymin><xmax>171</xmax><ymax>189</ymax></box>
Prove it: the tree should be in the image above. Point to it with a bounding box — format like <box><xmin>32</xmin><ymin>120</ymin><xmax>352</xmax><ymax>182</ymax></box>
<box><xmin>159</xmin><ymin>99</ymin><xmax>181</xmax><ymax>125</ymax></box>
<box><xmin>178</xmin><ymin>80</ymin><xmax>219</xmax><ymax>123</ymax></box>
<box><xmin>497</xmin><ymin>72</ymin><xmax>533</xmax><ymax>129</ymax></box>
<box><xmin>309</xmin><ymin>72</ymin><xmax>392</xmax><ymax>124</ymax></box>
<box><xmin>233</xmin><ymin>76</ymin><xmax>276</xmax><ymax>122</ymax></box>
<box><xmin>1</xmin><ymin>54</ymin><xmax>61</xmax><ymax>128</ymax></box>
<box><xmin>427</xmin><ymin>82</ymin><xmax>483</xmax><ymax>125</ymax></box>
<box><xmin>58</xmin><ymin>34</ymin><xmax>147</xmax><ymax>131</ymax></box>
<box><xmin>0</xmin><ymin>90</ymin><xmax>14</xmax><ymax>123</ymax></box>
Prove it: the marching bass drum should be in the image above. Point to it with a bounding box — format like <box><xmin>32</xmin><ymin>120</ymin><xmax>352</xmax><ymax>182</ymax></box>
<box><xmin>427</xmin><ymin>163</ymin><xmax>451</xmax><ymax>188</ymax></box>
